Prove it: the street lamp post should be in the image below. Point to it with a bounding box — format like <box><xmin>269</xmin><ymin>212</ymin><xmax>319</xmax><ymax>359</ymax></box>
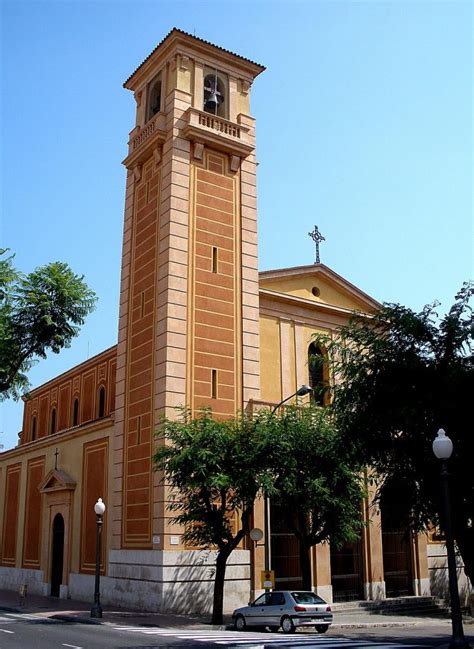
<box><xmin>270</xmin><ymin>384</ymin><xmax>313</xmax><ymax>415</ymax></box>
<box><xmin>432</xmin><ymin>429</ymin><xmax>468</xmax><ymax>649</ymax></box>
<box><xmin>90</xmin><ymin>498</ymin><xmax>106</xmax><ymax>618</ymax></box>
<box><xmin>264</xmin><ymin>385</ymin><xmax>313</xmax><ymax>584</ymax></box>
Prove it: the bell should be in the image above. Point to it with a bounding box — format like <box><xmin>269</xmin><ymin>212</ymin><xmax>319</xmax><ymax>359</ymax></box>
<box><xmin>205</xmin><ymin>91</ymin><xmax>219</xmax><ymax>112</ymax></box>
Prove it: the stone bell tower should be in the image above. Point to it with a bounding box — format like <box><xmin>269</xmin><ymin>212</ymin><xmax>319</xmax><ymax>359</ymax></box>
<box><xmin>111</xmin><ymin>29</ymin><xmax>264</xmax><ymax>594</ymax></box>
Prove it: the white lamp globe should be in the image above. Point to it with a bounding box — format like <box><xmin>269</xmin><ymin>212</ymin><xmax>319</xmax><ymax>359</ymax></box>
<box><xmin>432</xmin><ymin>429</ymin><xmax>453</xmax><ymax>460</ymax></box>
<box><xmin>94</xmin><ymin>498</ymin><xmax>106</xmax><ymax>515</ymax></box>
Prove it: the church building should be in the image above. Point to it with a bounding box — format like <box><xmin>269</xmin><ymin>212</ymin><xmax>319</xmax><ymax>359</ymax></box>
<box><xmin>0</xmin><ymin>29</ymin><xmax>443</xmax><ymax>614</ymax></box>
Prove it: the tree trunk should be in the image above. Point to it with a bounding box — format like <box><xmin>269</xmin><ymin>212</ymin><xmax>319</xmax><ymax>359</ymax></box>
<box><xmin>298</xmin><ymin>539</ymin><xmax>312</xmax><ymax>591</ymax></box>
<box><xmin>212</xmin><ymin>550</ymin><xmax>230</xmax><ymax>625</ymax></box>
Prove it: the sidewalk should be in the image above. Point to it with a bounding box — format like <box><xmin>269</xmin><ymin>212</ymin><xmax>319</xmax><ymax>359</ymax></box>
<box><xmin>0</xmin><ymin>588</ymin><xmax>205</xmax><ymax>629</ymax></box>
<box><xmin>0</xmin><ymin>587</ymin><xmax>471</xmax><ymax>631</ymax></box>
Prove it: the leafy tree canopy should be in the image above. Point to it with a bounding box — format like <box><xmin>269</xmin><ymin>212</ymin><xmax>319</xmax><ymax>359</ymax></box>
<box><xmin>153</xmin><ymin>408</ymin><xmax>276</xmax><ymax>624</ymax></box>
<box><xmin>313</xmin><ymin>282</ymin><xmax>473</xmax><ymax>583</ymax></box>
<box><xmin>0</xmin><ymin>249</ymin><xmax>97</xmax><ymax>400</ymax></box>
<box><xmin>259</xmin><ymin>406</ymin><xmax>366</xmax><ymax>589</ymax></box>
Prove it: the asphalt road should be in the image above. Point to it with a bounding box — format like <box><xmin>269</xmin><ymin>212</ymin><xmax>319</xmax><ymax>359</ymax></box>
<box><xmin>0</xmin><ymin>613</ymin><xmax>472</xmax><ymax>649</ymax></box>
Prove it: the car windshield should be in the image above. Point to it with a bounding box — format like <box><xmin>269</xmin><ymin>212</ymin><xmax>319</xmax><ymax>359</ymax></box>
<box><xmin>291</xmin><ymin>592</ymin><xmax>326</xmax><ymax>605</ymax></box>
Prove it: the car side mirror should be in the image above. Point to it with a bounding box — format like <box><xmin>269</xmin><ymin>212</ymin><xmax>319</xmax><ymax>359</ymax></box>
<box><xmin>248</xmin><ymin>601</ymin><xmax>253</xmax><ymax>606</ymax></box>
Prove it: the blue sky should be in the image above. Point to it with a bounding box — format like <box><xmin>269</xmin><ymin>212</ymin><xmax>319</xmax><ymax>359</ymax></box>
<box><xmin>1</xmin><ymin>0</ymin><xmax>472</xmax><ymax>450</ymax></box>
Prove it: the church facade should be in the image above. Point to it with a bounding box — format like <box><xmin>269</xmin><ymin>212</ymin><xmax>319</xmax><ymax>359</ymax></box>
<box><xmin>0</xmin><ymin>30</ymin><xmax>447</xmax><ymax>614</ymax></box>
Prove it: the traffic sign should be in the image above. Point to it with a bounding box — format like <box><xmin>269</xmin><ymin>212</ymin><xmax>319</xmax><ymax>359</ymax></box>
<box><xmin>261</xmin><ymin>569</ymin><xmax>275</xmax><ymax>589</ymax></box>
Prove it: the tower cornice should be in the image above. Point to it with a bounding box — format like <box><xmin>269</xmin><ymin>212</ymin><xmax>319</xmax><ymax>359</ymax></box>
<box><xmin>124</xmin><ymin>28</ymin><xmax>265</xmax><ymax>92</ymax></box>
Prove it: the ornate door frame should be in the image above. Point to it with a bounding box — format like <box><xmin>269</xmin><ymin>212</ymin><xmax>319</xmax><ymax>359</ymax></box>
<box><xmin>39</xmin><ymin>469</ymin><xmax>76</xmax><ymax>598</ymax></box>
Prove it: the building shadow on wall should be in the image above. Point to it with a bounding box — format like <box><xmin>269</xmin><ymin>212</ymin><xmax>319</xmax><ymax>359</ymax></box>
<box><xmin>430</xmin><ymin>561</ymin><xmax>472</xmax><ymax>612</ymax></box>
<box><xmin>159</xmin><ymin>550</ymin><xmax>241</xmax><ymax>617</ymax></box>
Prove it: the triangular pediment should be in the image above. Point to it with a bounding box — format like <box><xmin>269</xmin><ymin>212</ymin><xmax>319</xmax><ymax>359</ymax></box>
<box><xmin>39</xmin><ymin>468</ymin><xmax>76</xmax><ymax>493</ymax></box>
<box><xmin>259</xmin><ymin>264</ymin><xmax>381</xmax><ymax>313</ymax></box>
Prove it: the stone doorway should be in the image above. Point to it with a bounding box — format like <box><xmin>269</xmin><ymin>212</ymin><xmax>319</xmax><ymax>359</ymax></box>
<box><xmin>50</xmin><ymin>513</ymin><xmax>64</xmax><ymax>597</ymax></box>
<box><xmin>39</xmin><ymin>468</ymin><xmax>76</xmax><ymax>599</ymax></box>
<box><xmin>380</xmin><ymin>482</ymin><xmax>414</xmax><ymax>597</ymax></box>
<box><xmin>331</xmin><ymin>540</ymin><xmax>364</xmax><ymax>601</ymax></box>
<box><xmin>271</xmin><ymin>502</ymin><xmax>302</xmax><ymax>589</ymax></box>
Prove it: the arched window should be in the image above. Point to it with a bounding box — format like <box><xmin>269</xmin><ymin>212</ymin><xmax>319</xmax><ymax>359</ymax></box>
<box><xmin>72</xmin><ymin>398</ymin><xmax>79</xmax><ymax>427</ymax></box>
<box><xmin>98</xmin><ymin>386</ymin><xmax>106</xmax><ymax>418</ymax></box>
<box><xmin>308</xmin><ymin>343</ymin><xmax>327</xmax><ymax>406</ymax></box>
<box><xmin>203</xmin><ymin>70</ymin><xmax>227</xmax><ymax>118</ymax></box>
<box><xmin>31</xmin><ymin>416</ymin><xmax>37</xmax><ymax>441</ymax></box>
<box><xmin>50</xmin><ymin>408</ymin><xmax>57</xmax><ymax>435</ymax></box>
<box><xmin>146</xmin><ymin>74</ymin><xmax>162</xmax><ymax>121</ymax></box>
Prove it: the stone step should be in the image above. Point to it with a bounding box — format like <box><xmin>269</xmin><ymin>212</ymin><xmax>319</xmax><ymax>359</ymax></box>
<box><xmin>331</xmin><ymin>596</ymin><xmax>450</xmax><ymax>617</ymax></box>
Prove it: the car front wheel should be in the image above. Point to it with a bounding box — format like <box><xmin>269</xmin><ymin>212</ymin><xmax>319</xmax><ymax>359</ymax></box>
<box><xmin>235</xmin><ymin>615</ymin><xmax>246</xmax><ymax>631</ymax></box>
<box><xmin>281</xmin><ymin>616</ymin><xmax>296</xmax><ymax>634</ymax></box>
<box><xmin>316</xmin><ymin>624</ymin><xmax>329</xmax><ymax>633</ymax></box>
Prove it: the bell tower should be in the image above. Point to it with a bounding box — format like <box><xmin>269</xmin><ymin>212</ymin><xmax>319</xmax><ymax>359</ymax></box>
<box><xmin>112</xmin><ymin>29</ymin><xmax>264</xmax><ymax>562</ymax></box>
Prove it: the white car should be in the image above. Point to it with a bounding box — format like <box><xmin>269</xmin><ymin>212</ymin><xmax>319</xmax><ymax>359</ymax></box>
<box><xmin>232</xmin><ymin>590</ymin><xmax>333</xmax><ymax>634</ymax></box>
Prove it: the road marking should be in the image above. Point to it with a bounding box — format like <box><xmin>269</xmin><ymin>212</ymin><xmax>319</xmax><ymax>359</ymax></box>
<box><xmin>112</xmin><ymin>626</ymin><xmax>428</xmax><ymax>648</ymax></box>
<box><xmin>224</xmin><ymin>645</ymin><xmax>264</xmax><ymax>649</ymax></box>
<box><xmin>117</xmin><ymin>626</ymin><xmax>369</xmax><ymax>645</ymax></box>
<box><xmin>0</xmin><ymin>629</ymin><xmax>14</xmax><ymax>633</ymax></box>
<box><xmin>214</xmin><ymin>642</ymin><xmax>358</xmax><ymax>647</ymax></box>
<box><xmin>213</xmin><ymin>643</ymin><xmax>424</xmax><ymax>648</ymax></box>
<box><xmin>62</xmin><ymin>644</ymin><xmax>83</xmax><ymax>649</ymax></box>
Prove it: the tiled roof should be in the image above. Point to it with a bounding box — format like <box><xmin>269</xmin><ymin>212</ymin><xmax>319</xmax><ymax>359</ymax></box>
<box><xmin>124</xmin><ymin>27</ymin><xmax>265</xmax><ymax>87</ymax></box>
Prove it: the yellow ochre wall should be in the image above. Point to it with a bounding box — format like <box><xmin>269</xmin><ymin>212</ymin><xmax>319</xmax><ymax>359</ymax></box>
<box><xmin>258</xmin><ymin>268</ymin><xmax>379</xmax><ymax>405</ymax></box>
<box><xmin>0</xmin><ymin>421</ymin><xmax>114</xmax><ymax>581</ymax></box>
<box><xmin>260</xmin><ymin>273</ymin><xmax>371</xmax><ymax>313</ymax></box>
<box><xmin>259</xmin><ymin>316</ymin><xmax>329</xmax><ymax>404</ymax></box>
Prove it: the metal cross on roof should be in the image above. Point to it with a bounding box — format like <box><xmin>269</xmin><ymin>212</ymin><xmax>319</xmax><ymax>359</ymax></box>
<box><xmin>54</xmin><ymin>447</ymin><xmax>59</xmax><ymax>470</ymax></box>
<box><xmin>308</xmin><ymin>225</ymin><xmax>325</xmax><ymax>264</ymax></box>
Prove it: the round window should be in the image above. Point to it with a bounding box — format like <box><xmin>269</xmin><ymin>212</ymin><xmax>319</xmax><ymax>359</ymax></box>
<box><xmin>311</xmin><ymin>286</ymin><xmax>321</xmax><ymax>297</ymax></box>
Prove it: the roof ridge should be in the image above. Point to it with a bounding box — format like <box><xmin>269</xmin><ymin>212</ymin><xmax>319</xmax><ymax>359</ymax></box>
<box><xmin>124</xmin><ymin>27</ymin><xmax>265</xmax><ymax>87</ymax></box>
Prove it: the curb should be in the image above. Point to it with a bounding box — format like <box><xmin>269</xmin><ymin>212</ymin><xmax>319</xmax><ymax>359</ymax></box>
<box><xmin>0</xmin><ymin>606</ymin><xmax>28</xmax><ymax>614</ymax></box>
<box><xmin>0</xmin><ymin>608</ymin><xmax>102</xmax><ymax>625</ymax></box>
<box><xmin>333</xmin><ymin>621</ymin><xmax>422</xmax><ymax>629</ymax></box>
<box><xmin>45</xmin><ymin>614</ymin><xmax>103</xmax><ymax>625</ymax></box>
<box><xmin>0</xmin><ymin>606</ymin><xmax>227</xmax><ymax>630</ymax></box>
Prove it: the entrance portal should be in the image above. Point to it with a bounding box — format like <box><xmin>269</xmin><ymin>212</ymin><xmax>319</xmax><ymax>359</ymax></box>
<box><xmin>271</xmin><ymin>502</ymin><xmax>302</xmax><ymax>589</ymax></box>
<box><xmin>380</xmin><ymin>483</ymin><xmax>413</xmax><ymax>597</ymax></box>
<box><xmin>51</xmin><ymin>513</ymin><xmax>64</xmax><ymax>597</ymax></box>
<box><xmin>331</xmin><ymin>540</ymin><xmax>364</xmax><ymax>601</ymax></box>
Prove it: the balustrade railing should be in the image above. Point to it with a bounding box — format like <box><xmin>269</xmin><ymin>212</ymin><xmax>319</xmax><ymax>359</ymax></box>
<box><xmin>197</xmin><ymin>112</ymin><xmax>241</xmax><ymax>138</ymax></box>
<box><xmin>129</xmin><ymin>109</ymin><xmax>247</xmax><ymax>159</ymax></box>
<box><xmin>131</xmin><ymin>118</ymin><xmax>157</xmax><ymax>150</ymax></box>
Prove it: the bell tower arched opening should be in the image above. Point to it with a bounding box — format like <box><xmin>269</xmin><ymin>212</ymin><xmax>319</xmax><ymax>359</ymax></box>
<box><xmin>203</xmin><ymin>69</ymin><xmax>227</xmax><ymax>118</ymax></box>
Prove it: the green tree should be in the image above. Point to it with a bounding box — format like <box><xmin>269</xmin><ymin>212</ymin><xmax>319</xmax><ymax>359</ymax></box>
<box><xmin>153</xmin><ymin>408</ymin><xmax>274</xmax><ymax>625</ymax></box>
<box><xmin>313</xmin><ymin>282</ymin><xmax>474</xmax><ymax>584</ymax></box>
<box><xmin>0</xmin><ymin>249</ymin><xmax>97</xmax><ymax>400</ymax></box>
<box><xmin>260</xmin><ymin>406</ymin><xmax>366</xmax><ymax>590</ymax></box>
